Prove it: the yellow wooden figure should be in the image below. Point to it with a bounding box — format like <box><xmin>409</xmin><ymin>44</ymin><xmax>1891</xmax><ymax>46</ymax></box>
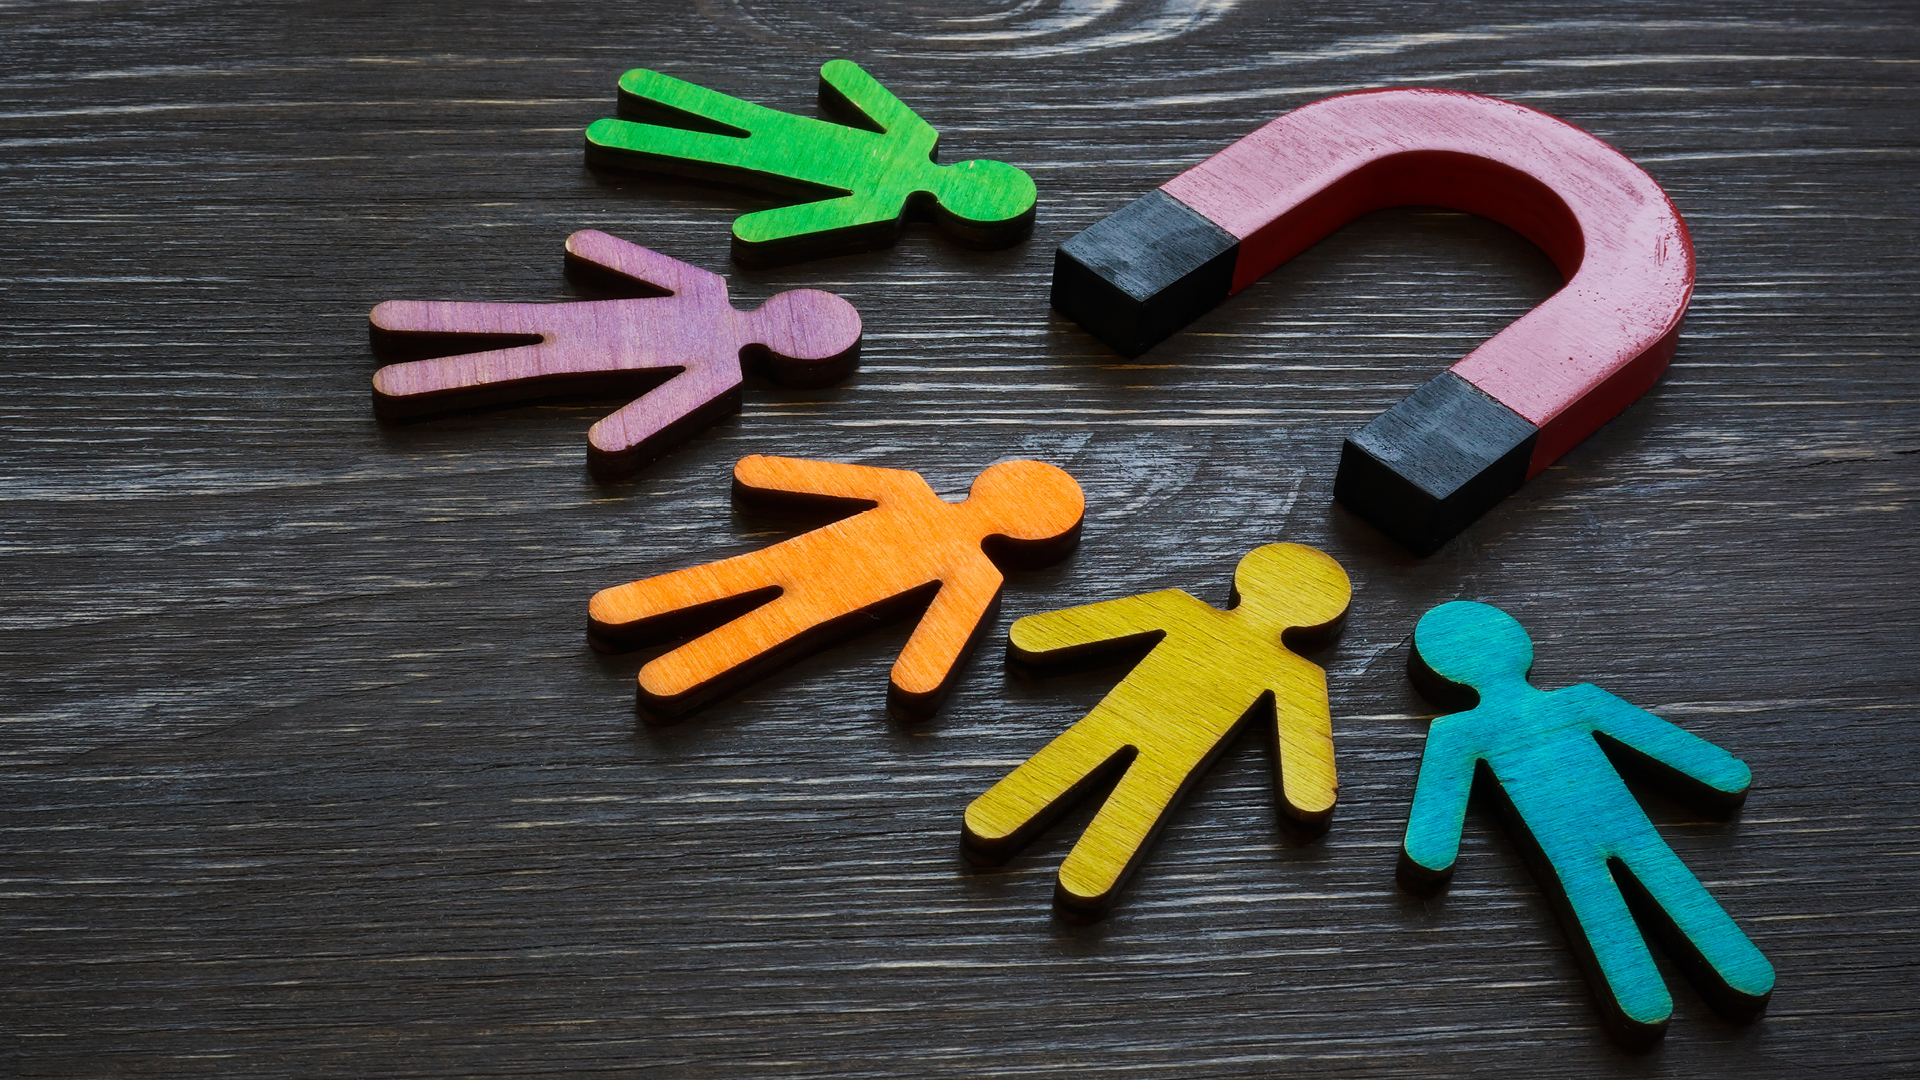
<box><xmin>962</xmin><ymin>543</ymin><xmax>1352</xmax><ymax>918</ymax></box>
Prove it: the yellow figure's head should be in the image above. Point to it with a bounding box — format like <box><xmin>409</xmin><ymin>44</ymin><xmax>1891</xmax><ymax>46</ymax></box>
<box><xmin>1230</xmin><ymin>544</ymin><xmax>1352</xmax><ymax>639</ymax></box>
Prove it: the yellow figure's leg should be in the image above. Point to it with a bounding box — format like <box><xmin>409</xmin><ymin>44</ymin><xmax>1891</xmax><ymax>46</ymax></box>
<box><xmin>1054</xmin><ymin>753</ymin><xmax>1191</xmax><ymax>917</ymax></box>
<box><xmin>963</xmin><ymin>720</ymin><xmax>1131</xmax><ymax>865</ymax></box>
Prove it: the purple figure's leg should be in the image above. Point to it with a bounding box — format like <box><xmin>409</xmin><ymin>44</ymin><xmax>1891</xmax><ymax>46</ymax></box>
<box><xmin>370</xmin><ymin>299</ymin><xmax>685</xmax><ymax>422</ymax></box>
<box><xmin>585</xmin><ymin>363</ymin><xmax>745</xmax><ymax>477</ymax></box>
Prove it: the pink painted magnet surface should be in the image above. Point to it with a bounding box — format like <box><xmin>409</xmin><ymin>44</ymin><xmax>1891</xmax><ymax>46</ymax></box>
<box><xmin>370</xmin><ymin>230</ymin><xmax>862</xmax><ymax>477</ymax></box>
<box><xmin>1160</xmin><ymin>88</ymin><xmax>1694</xmax><ymax>475</ymax></box>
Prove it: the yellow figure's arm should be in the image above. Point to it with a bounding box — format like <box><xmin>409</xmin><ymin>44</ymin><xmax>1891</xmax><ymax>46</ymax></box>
<box><xmin>1267</xmin><ymin>658</ymin><xmax>1338</xmax><ymax>828</ymax></box>
<box><xmin>1007</xmin><ymin>590</ymin><xmax>1197</xmax><ymax>668</ymax></box>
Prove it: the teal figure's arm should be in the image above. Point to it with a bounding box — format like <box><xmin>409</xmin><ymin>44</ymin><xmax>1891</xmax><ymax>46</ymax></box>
<box><xmin>1569</xmin><ymin>684</ymin><xmax>1754</xmax><ymax>813</ymax></box>
<box><xmin>1399</xmin><ymin>717</ymin><xmax>1481</xmax><ymax>890</ymax></box>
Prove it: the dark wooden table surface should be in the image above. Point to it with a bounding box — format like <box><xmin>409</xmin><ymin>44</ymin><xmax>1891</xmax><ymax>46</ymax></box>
<box><xmin>5</xmin><ymin>2</ymin><xmax>1916</xmax><ymax>1076</ymax></box>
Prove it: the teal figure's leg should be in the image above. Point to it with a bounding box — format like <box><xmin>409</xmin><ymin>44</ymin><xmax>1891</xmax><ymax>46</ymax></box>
<box><xmin>1612</xmin><ymin>832</ymin><xmax>1775</xmax><ymax>1021</ymax></box>
<box><xmin>1543</xmin><ymin>845</ymin><xmax>1675</xmax><ymax>1045</ymax></box>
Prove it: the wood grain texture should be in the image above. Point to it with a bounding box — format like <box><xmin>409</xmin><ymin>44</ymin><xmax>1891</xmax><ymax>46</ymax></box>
<box><xmin>588</xmin><ymin>455</ymin><xmax>1083</xmax><ymax>720</ymax></box>
<box><xmin>584</xmin><ymin>59</ymin><xmax>1038</xmax><ymax>266</ymax></box>
<box><xmin>1401</xmin><ymin>601</ymin><xmax>1774</xmax><ymax>1048</ymax></box>
<box><xmin>2</xmin><ymin>2</ymin><xmax>1917</xmax><ymax>1077</ymax></box>
<box><xmin>964</xmin><ymin>543</ymin><xmax>1350</xmax><ymax>918</ymax></box>
<box><xmin>370</xmin><ymin>230</ymin><xmax>861</xmax><ymax>477</ymax></box>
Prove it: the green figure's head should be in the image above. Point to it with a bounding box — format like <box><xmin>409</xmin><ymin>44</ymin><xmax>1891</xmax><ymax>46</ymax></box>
<box><xmin>930</xmin><ymin>158</ymin><xmax>1038</xmax><ymax>232</ymax></box>
<box><xmin>1410</xmin><ymin>601</ymin><xmax>1535</xmax><ymax>709</ymax></box>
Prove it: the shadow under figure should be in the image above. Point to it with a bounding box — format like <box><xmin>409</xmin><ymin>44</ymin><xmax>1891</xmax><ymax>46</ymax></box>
<box><xmin>1399</xmin><ymin>600</ymin><xmax>1776</xmax><ymax>1048</ymax></box>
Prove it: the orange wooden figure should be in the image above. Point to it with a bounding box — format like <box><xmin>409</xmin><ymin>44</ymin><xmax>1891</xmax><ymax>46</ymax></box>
<box><xmin>588</xmin><ymin>455</ymin><xmax>1086</xmax><ymax>721</ymax></box>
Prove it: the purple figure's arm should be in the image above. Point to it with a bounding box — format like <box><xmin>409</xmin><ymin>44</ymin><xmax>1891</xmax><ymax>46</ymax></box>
<box><xmin>564</xmin><ymin>229</ymin><xmax>726</xmax><ymax>299</ymax></box>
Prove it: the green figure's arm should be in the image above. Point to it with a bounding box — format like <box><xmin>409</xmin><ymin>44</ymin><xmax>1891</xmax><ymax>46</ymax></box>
<box><xmin>1568</xmin><ymin>683</ymin><xmax>1754</xmax><ymax>813</ymax></box>
<box><xmin>1008</xmin><ymin>591</ymin><xmax>1196</xmax><ymax>670</ymax></box>
<box><xmin>587</xmin><ymin>68</ymin><xmax>858</xmax><ymax>195</ymax></box>
<box><xmin>817</xmin><ymin>59</ymin><xmax>937</xmax><ymax>156</ymax></box>
<box><xmin>1399</xmin><ymin>717</ymin><xmax>1481</xmax><ymax>889</ymax></box>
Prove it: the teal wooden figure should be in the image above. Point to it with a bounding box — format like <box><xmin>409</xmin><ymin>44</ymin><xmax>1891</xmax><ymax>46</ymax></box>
<box><xmin>1400</xmin><ymin>601</ymin><xmax>1775</xmax><ymax>1047</ymax></box>
<box><xmin>584</xmin><ymin>59</ymin><xmax>1038</xmax><ymax>267</ymax></box>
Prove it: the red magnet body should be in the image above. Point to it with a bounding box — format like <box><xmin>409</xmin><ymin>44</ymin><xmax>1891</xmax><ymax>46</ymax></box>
<box><xmin>1052</xmin><ymin>88</ymin><xmax>1694</xmax><ymax>554</ymax></box>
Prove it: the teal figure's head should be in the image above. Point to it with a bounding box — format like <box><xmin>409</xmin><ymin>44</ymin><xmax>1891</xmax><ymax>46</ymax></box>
<box><xmin>930</xmin><ymin>158</ymin><xmax>1038</xmax><ymax>231</ymax></box>
<box><xmin>1410</xmin><ymin>601</ymin><xmax>1535</xmax><ymax>709</ymax></box>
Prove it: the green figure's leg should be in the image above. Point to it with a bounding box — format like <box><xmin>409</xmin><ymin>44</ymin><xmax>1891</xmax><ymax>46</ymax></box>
<box><xmin>731</xmin><ymin>193</ymin><xmax>910</xmax><ymax>264</ymax></box>
<box><xmin>1613</xmin><ymin>832</ymin><xmax>1776</xmax><ymax>1019</ymax></box>
<box><xmin>585</xmin><ymin>120</ymin><xmax>822</xmax><ymax>197</ymax></box>
<box><xmin>1542</xmin><ymin>844</ymin><xmax>1675</xmax><ymax>1043</ymax></box>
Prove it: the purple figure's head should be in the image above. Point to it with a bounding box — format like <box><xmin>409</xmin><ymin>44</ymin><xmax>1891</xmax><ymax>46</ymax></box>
<box><xmin>1410</xmin><ymin>601</ymin><xmax>1535</xmax><ymax>710</ymax></box>
<box><xmin>739</xmin><ymin>289</ymin><xmax>862</xmax><ymax>389</ymax></box>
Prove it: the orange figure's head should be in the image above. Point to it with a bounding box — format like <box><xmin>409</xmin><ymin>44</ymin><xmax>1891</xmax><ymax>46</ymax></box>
<box><xmin>967</xmin><ymin>460</ymin><xmax>1085</xmax><ymax>569</ymax></box>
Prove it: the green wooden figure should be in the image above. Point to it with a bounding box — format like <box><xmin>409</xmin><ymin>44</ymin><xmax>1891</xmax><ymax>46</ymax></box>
<box><xmin>584</xmin><ymin>59</ymin><xmax>1038</xmax><ymax>267</ymax></box>
<box><xmin>1400</xmin><ymin>601</ymin><xmax>1775</xmax><ymax>1046</ymax></box>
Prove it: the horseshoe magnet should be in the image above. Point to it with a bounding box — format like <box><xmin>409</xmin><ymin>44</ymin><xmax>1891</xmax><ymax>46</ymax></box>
<box><xmin>1051</xmin><ymin>88</ymin><xmax>1694</xmax><ymax>555</ymax></box>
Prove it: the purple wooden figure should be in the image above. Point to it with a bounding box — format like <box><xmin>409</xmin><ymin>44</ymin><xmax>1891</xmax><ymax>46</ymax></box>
<box><xmin>368</xmin><ymin>230</ymin><xmax>862</xmax><ymax>477</ymax></box>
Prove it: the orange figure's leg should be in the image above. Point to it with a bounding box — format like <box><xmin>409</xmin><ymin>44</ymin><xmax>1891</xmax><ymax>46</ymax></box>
<box><xmin>636</xmin><ymin>596</ymin><xmax>820</xmax><ymax>718</ymax></box>
<box><xmin>587</xmin><ymin>555</ymin><xmax>784</xmax><ymax>655</ymax></box>
<box><xmin>887</xmin><ymin>570</ymin><xmax>1001</xmax><ymax>720</ymax></box>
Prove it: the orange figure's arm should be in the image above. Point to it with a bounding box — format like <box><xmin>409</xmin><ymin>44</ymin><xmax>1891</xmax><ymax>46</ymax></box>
<box><xmin>732</xmin><ymin>454</ymin><xmax>936</xmax><ymax>515</ymax></box>
<box><xmin>889</xmin><ymin>565</ymin><xmax>1005</xmax><ymax>720</ymax></box>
